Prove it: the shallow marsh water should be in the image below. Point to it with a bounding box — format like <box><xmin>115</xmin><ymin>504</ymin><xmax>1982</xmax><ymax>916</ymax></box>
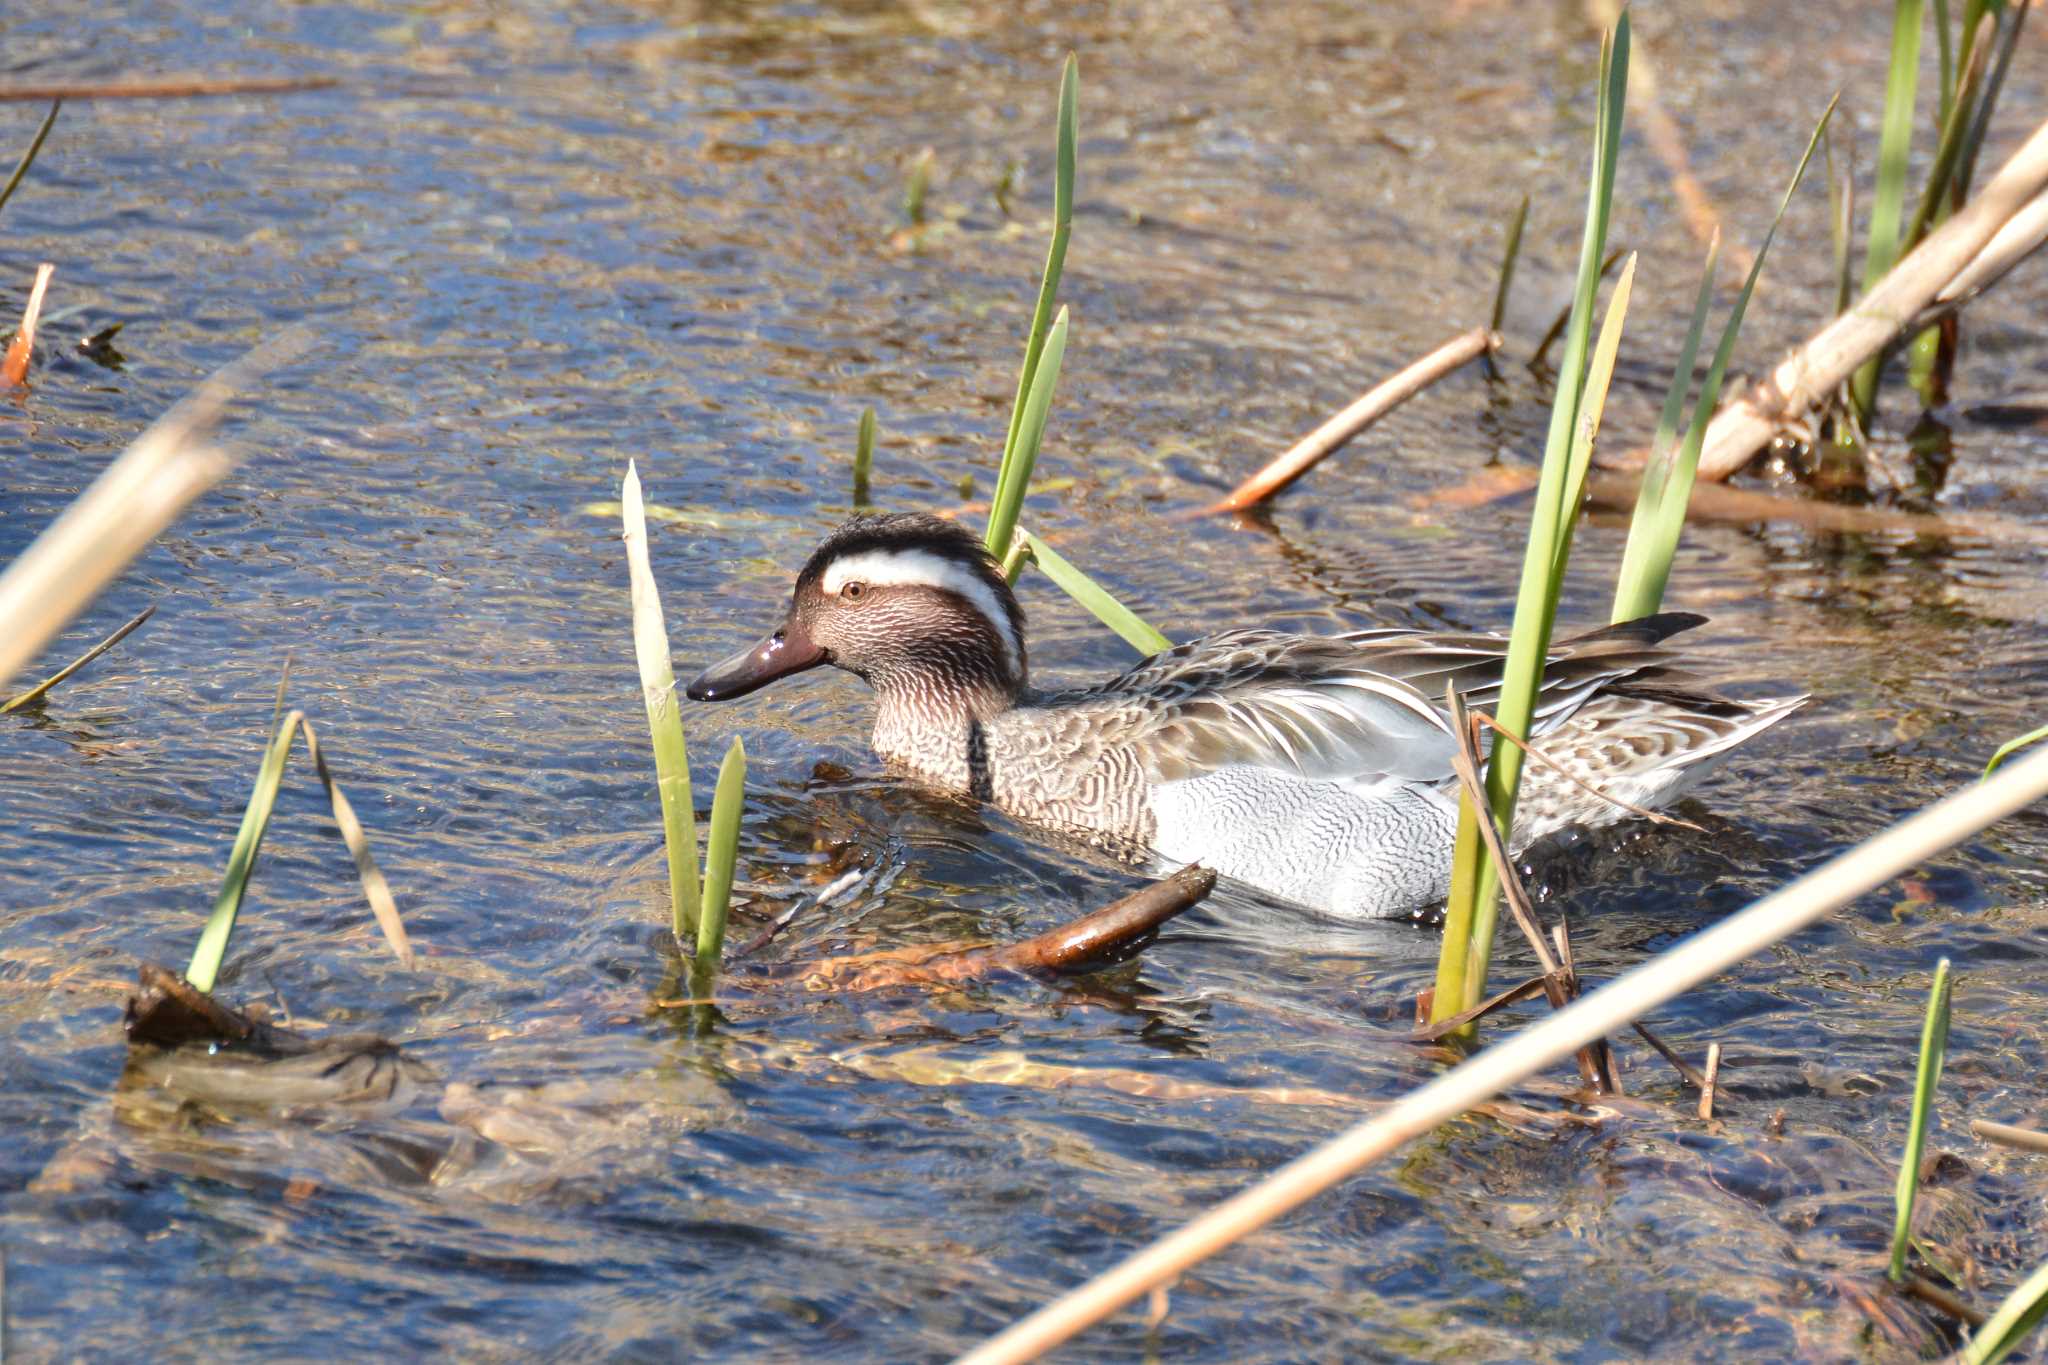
<box><xmin>3</xmin><ymin>1</ymin><xmax>2048</xmax><ymax>1359</ymax></box>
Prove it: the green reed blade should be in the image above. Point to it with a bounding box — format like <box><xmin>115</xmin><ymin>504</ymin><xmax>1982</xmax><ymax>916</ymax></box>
<box><xmin>1827</xmin><ymin>127</ymin><xmax>1856</xmax><ymax>317</ymax></box>
<box><xmin>183</xmin><ymin>706</ymin><xmax>413</xmax><ymax>992</ymax></box>
<box><xmin>1905</xmin><ymin>14</ymin><xmax>1993</xmax><ymax>254</ymax></box>
<box><xmin>186</xmin><ymin>713</ymin><xmax>301</xmax><ymax>993</ymax></box>
<box><xmin>1984</xmin><ymin>722</ymin><xmax>2048</xmax><ymax>778</ymax></box>
<box><xmin>696</xmin><ymin>736</ymin><xmax>745</xmax><ymax>966</ymax></box>
<box><xmin>987</xmin><ymin>55</ymin><xmax>1078</xmax><ymax>559</ymax></box>
<box><xmin>1611</xmin><ymin>96</ymin><xmax>1835</xmax><ymax>626</ymax></box>
<box><xmin>621</xmin><ymin>461</ymin><xmax>702</xmax><ymax>944</ymax></box>
<box><xmin>1490</xmin><ymin>194</ymin><xmax>1530</xmax><ymax>335</ymax></box>
<box><xmin>987</xmin><ymin>306</ymin><xmax>1070</xmax><ymax>577</ymax></box>
<box><xmin>0</xmin><ymin>603</ymin><xmax>154</xmax><ymax>714</ymax></box>
<box><xmin>1551</xmin><ymin>252</ymin><xmax>1635</xmax><ymax>587</ymax></box>
<box><xmin>1963</xmin><ymin>1255</ymin><xmax>2048</xmax><ymax>1365</ymax></box>
<box><xmin>0</xmin><ymin>101</ymin><xmax>60</xmax><ymax>220</ymax></box>
<box><xmin>903</xmin><ymin>147</ymin><xmax>934</xmax><ymax>226</ymax></box>
<box><xmin>1850</xmin><ymin>0</ymin><xmax>1926</xmax><ymax>423</ymax></box>
<box><xmin>1890</xmin><ymin>957</ymin><xmax>1953</xmax><ymax>1282</ymax></box>
<box><xmin>297</xmin><ymin>714</ymin><xmax>412</xmax><ymax>971</ymax></box>
<box><xmin>1432</xmin><ymin>15</ymin><xmax>1628</xmax><ymax>1025</ymax></box>
<box><xmin>852</xmin><ymin>406</ymin><xmax>877</xmax><ymax>508</ymax></box>
<box><xmin>1021</xmin><ymin>530</ymin><xmax>1171</xmax><ymax>655</ymax></box>
<box><xmin>1954</xmin><ymin>3</ymin><xmax>2025</xmax><ymax>202</ymax></box>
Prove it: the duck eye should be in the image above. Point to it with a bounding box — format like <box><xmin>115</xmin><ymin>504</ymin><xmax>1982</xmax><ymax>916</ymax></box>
<box><xmin>841</xmin><ymin>581</ymin><xmax>866</xmax><ymax>602</ymax></box>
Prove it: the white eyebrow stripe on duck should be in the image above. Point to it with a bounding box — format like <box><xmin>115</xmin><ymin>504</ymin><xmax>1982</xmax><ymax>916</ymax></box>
<box><xmin>821</xmin><ymin>548</ymin><xmax>1022</xmax><ymax>676</ymax></box>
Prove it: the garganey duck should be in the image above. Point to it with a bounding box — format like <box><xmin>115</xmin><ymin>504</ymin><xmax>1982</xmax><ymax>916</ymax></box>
<box><xmin>686</xmin><ymin>513</ymin><xmax>1804</xmax><ymax>920</ymax></box>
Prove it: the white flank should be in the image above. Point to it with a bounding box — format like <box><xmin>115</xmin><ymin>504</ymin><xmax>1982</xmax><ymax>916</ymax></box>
<box><xmin>822</xmin><ymin>548</ymin><xmax>1023</xmax><ymax>677</ymax></box>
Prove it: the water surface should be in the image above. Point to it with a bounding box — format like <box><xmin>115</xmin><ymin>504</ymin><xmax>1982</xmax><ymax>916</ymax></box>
<box><xmin>3</xmin><ymin>2</ymin><xmax>2047</xmax><ymax>1359</ymax></box>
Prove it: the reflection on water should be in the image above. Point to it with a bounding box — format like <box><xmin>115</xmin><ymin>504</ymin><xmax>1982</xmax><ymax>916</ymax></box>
<box><xmin>2</xmin><ymin>0</ymin><xmax>2046</xmax><ymax>1358</ymax></box>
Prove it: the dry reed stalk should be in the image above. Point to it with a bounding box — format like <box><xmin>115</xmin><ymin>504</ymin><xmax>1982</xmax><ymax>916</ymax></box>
<box><xmin>0</xmin><ymin>77</ymin><xmax>340</xmax><ymax>102</ymax></box>
<box><xmin>1971</xmin><ymin>1119</ymin><xmax>2048</xmax><ymax>1154</ymax></box>
<box><xmin>1698</xmin><ymin>1041</ymin><xmax>1722</xmax><ymax>1119</ymax></box>
<box><xmin>955</xmin><ymin>740</ymin><xmax>2048</xmax><ymax>1365</ymax></box>
<box><xmin>1187</xmin><ymin>328</ymin><xmax>1498</xmax><ymax>517</ymax></box>
<box><xmin>0</xmin><ymin>345</ymin><xmax>292</xmax><ymax>692</ymax></box>
<box><xmin>1</xmin><ymin>262</ymin><xmax>53</xmax><ymax>385</ymax></box>
<box><xmin>1675</xmin><ymin>115</ymin><xmax>2048</xmax><ymax>482</ymax></box>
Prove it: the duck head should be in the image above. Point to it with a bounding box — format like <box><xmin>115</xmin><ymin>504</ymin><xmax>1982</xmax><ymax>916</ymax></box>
<box><xmin>686</xmin><ymin>512</ymin><xmax>1029</xmax><ymax>723</ymax></box>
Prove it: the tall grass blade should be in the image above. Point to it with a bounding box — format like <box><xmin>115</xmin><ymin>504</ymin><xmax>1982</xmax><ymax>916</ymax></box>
<box><xmin>1490</xmin><ymin>194</ymin><xmax>1530</xmax><ymax>335</ymax></box>
<box><xmin>696</xmin><ymin>736</ymin><xmax>746</xmax><ymax>965</ymax></box>
<box><xmin>185</xmin><ymin>709</ymin><xmax>411</xmax><ymax>993</ymax></box>
<box><xmin>186</xmin><ymin>720</ymin><xmax>297</xmax><ymax>993</ymax></box>
<box><xmin>852</xmin><ymin>406</ymin><xmax>876</xmax><ymax>508</ymax></box>
<box><xmin>1828</xmin><ymin>130</ymin><xmax>1856</xmax><ymax>316</ymax></box>
<box><xmin>1963</xmin><ymin>1256</ymin><xmax>2048</xmax><ymax>1365</ymax></box>
<box><xmin>1850</xmin><ymin>0</ymin><xmax>1927</xmax><ymax>423</ymax></box>
<box><xmin>1985</xmin><ymin>721</ymin><xmax>2048</xmax><ymax>777</ymax></box>
<box><xmin>1612</xmin><ymin>98</ymin><xmax>1835</xmax><ymax>624</ymax></box>
<box><xmin>1432</xmin><ymin>16</ymin><xmax>1628</xmax><ymax>1025</ymax></box>
<box><xmin>621</xmin><ymin>462</ymin><xmax>702</xmax><ymax>943</ymax></box>
<box><xmin>0</xmin><ymin>100</ymin><xmax>60</xmax><ymax>219</ymax></box>
<box><xmin>1021</xmin><ymin>530</ymin><xmax>1172</xmax><ymax>655</ymax></box>
<box><xmin>987</xmin><ymin>55</ymin><xmax>1078</xmax><ymax>560</ymax></box>
<box><xmin>1550</xmin><ymin>252</ymin><xmax>1635</xmax><ymax>585</ymax></box>
<box><xmin>1890</xmin><ymin>957</ymin><xmax>1954</xmax><ymax>1282</ymax></box>
<box><xmin>986</xmin><ymin>306</ymin><xmax>1070</xmax><ymax>575</ymax></box>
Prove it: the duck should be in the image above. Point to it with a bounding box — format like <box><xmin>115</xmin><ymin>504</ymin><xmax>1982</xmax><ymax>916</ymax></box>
<box><xmin>685</xmin><ymin>512</ymin><xmax>1805</xmax><ymax>921</ymax></box>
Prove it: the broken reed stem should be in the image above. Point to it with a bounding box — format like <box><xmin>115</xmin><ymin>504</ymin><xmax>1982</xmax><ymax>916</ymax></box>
<box><xmin>0</xmin><ymin>77</ymin><xmax>341</xmax><ymax>102</ymax></box>
<box><xmin>954</xmin><ymin>742</ymin><xmax>2048</xmax><ymax>1365</ymax></box>
<box><xmin>1189</xmin><ymin>328</ymin><xmax>1498</xmax><ymax>517</ymax></box>
<box><xmin>1630</xmin><ymin>1021</ymin><xmax>1708</xmax><ymax>1089</ymax></box>
<box><xmin>0</xmin><ymin>604</ymin><xmax>156</xmax><ymax>713</ymax></box>
<box><xmin>1687</xmin><ymin>114</ymin><xmax>2048</xmax><ymax>481</ymax></box>
<box><xmin>1900</xmin><ymin>1272</ymin><xmax>1988</xmax><ymax>1329</ymax></box>
<box><xmin>2</xmin><ymin>262</ymin><xmax>54</xmax><ymax>386</ymax></box>
<box><xmin>0</xmin><ymin>332</ymin><xmax>310</xmax><ymax>694</ymax></box>
<box><xmin>1698</xmin><ymin>1042</ymin><xmax>1722</xmax><ymax>1119</ymax></box>
<box><xmin>1408</xmin><ymin>974</ymin><xmax>1549</xmax><ymax>1043</ymax></box>
<box><xmin>1970</xmin><ymin>1119</ymin><xmax>2048</xmax><ymax>1155</ymax></box>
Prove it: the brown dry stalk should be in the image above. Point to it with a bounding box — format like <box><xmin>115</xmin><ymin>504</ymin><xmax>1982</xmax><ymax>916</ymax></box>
<box><xmin>1697</xmin><ymin>1041</ymin><xmax>1722</xmax><ymax>1119</ymax></box>
<box><xmin>1679</xmin><ymin>114</ymin><xmax>2048</xmax><ymax>481</ymax></box>
<box><xmin>796</xmin><ymin>865</ymin><xmax>1213</xmax><ymax>992</ymax></box>
<box><xmin>1970</xmin><ymin>1118</ymin><xmax>2048</xmax><ymax>1154</ymax></box>
<box><xmin>1188</xmin><ymin>327</ymin><xmax>1498</xmax><ymax>517</ymax></box>
<box><xmin>0</xmin><ymin>77</ymin><xmax>340</xmax><ymax>102</ymax></box>
<box><xmin>1409</xmin><ymin>974</ymin><xmax>1550</xmax><ymax>1043</ymax></box>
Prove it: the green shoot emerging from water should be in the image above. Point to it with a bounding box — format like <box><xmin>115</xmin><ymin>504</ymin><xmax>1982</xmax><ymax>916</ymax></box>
<box><xmin>1611</xmin><ymin>97</ymin><xmax>1835</xmax><ymax>624</ymax></box>
<box><xmin>620</xmin><ymin>462</ymin><xmax>748</xmax><ymax>962</ymax></box>
<box><xmin>985</xmin><ymin>54</ymin><xmax>1077</xmax><ymax>569</ymax></box>
<box><xmin>1430</xmin><ymin>16</ymin><xmax>1629</xmax><ymax>1029</ymax></box>
<box><xmin>852</xmin><ymin>406</ymin><xmax>877</xmax><ymax>508</ymax></box>
<box><xmin>185</xmin><ymin>706</ymin><xmax>411</xmax><ymax>994</ymax></box>
<box><xmin>697</xmin><ymin>736</ymin><xmax>746</xmax><ymax>966</ymax></box>
<box><xmin>1890</xmin><ymin>956</ymin><xmax>1953</xmax><ymax>1283</ymax></box>
<box><xmin>623</xmin><ymin>461</ymin><xmax>702</xmax><ymax>943</ymax></box>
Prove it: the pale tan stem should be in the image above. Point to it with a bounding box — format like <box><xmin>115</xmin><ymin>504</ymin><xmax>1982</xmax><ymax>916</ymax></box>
<box><xmin>954</xmin><ymin>742</ymin><xmax>2048</xmax><ymax>1365</ymax></box>
<box><xmin>1188</xmin><ymin>328</ymin><xmax>1497</xmax><ymax>517</ymax></box>
<box><xmin>1688</xmin><ymin>115</ymin><xmax>2048</xmax><ymax>481</ymax></box>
